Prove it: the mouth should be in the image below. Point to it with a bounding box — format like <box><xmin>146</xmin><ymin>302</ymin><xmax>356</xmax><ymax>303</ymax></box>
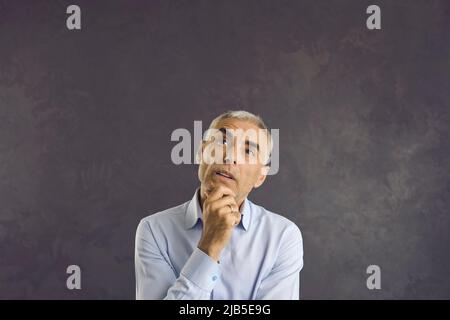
<box><xmin>214</xmin><ymin>170</ymin><xmax>235</xmax><ymax>181</ymax></box>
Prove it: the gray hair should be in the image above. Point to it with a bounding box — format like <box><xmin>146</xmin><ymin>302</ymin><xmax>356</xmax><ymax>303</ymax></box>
<box><xmin>207</xmin><ymin>110</ymin><xmax>273</xmax><ymax>164</ymax></box>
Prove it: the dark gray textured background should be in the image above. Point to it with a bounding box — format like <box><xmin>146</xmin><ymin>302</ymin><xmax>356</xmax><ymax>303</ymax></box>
<box><xmin>0</xmin><ymin>0</ymin><xmax>449</xmax><ymax>299</ymax></box>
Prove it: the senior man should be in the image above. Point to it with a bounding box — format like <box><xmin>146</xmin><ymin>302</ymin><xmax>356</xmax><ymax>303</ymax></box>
<box><xmin>135</xmin><ymin>110</ymin><xmax>303</xmax><ymax>299</ymax></box>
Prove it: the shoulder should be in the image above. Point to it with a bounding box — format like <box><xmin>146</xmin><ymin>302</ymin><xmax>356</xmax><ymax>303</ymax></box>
<box><xmin>249</xmin><ymin>200</ymin><xmax>304</xmax><ymax>269</ymax></box>
<box><xmin>136</xmin><ymin>201</ymin><xmax>189</xmax><ymax>238</ymax></box>
<box><xmin>249</xmin><ymin>200</ymin><xmax>303</xmax><ymax>244</ymax></box>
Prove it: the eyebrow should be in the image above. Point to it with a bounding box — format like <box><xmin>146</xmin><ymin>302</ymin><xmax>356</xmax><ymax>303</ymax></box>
<box><xmin>219</xmin><ymin>128</ymin><xmax>228</xmax><ymax>136</ymax></box>
<box><xmin>219</xmin><ymin>127</ymin><xmax>260</xmax><ymax>152</ymax></box>
<box><xmin>246</xmin><ymin>140</ymin><xmax>260</xmax><ymax>152</ymax></box>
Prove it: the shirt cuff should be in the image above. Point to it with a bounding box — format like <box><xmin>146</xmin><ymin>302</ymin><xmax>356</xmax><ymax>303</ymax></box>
<box><xmin>180</xmin><ymin>247</ymin><xmax>222</xmax><ymax>292</ymax></box>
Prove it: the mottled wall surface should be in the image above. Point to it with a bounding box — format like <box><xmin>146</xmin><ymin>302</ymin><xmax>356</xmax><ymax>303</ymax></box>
<box><xmin>0</xmin><ymin>0</ymin><xmax>449</xmax><ymax>299</ymax></box>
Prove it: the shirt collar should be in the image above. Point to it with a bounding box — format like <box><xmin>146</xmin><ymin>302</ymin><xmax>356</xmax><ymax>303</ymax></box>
<box><xmin>185</xmin><ymin>188</ymin><xmax>251</xmax><ymax>231</ymax></box>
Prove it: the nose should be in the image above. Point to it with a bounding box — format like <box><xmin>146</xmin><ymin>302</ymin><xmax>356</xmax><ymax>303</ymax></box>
<box><xmin>223</xmin><ymin>143</ymin><xmax>237</xmax><ymax>165</ymax></box>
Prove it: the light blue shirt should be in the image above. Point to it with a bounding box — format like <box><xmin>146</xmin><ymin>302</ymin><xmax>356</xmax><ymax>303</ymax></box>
<box><xmin>135</xmin><ymin>188</ymin><xmax>304</xmax><ymax>300</ymax></box>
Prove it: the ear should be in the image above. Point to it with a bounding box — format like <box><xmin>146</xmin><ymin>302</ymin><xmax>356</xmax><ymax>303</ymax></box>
<box><xmin>253</xmin><ymin>166</ymin><xmax>269</xmax><ymax>188</ymax></box>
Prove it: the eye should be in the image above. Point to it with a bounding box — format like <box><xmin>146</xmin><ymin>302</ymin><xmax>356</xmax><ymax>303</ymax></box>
<box><xmin>215</xmin><ymin>137</ymin><xmax>227</xmax><ymax>145</ymax></box>
<box><xmin>246</xmin><ymin>149</ymin><xmax>255</xmax><ymax>156</ymax></box>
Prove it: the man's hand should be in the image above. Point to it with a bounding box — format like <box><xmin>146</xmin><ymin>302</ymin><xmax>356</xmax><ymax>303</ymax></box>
<box><xmin>197</xmin><ymin>185</ymin><xmax>241</xmax><ymax>262</ymax></box>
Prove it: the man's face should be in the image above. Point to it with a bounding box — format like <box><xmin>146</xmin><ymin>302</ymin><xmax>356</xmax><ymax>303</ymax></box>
<box><xmin>197</xmin><ymin>118</ymin><xmax>270</xmax><ymax>206</ymax></box>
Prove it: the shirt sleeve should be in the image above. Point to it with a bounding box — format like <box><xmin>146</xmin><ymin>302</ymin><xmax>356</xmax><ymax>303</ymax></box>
<box><xmin>255</xmin><ymin>223</ymin><xmax>304</xmax><ymax>300</ymax></box>
<box><xmin>135</xmin><ymin>219</ymin><xmax>221</xmax><ymax>300</ymax></box>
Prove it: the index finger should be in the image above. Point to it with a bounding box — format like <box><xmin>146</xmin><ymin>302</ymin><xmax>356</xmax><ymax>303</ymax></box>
<box><xmin>206</xmin><ymin>185</ymin><xmax>236</xmax><ymax>202</ymax></box>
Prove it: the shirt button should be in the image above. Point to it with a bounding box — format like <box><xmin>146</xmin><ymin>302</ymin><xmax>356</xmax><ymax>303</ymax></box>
<box><xmin>212</xmin><ymin>275</ymin><xmax>217</xmax><ymax>281</ymax></box>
